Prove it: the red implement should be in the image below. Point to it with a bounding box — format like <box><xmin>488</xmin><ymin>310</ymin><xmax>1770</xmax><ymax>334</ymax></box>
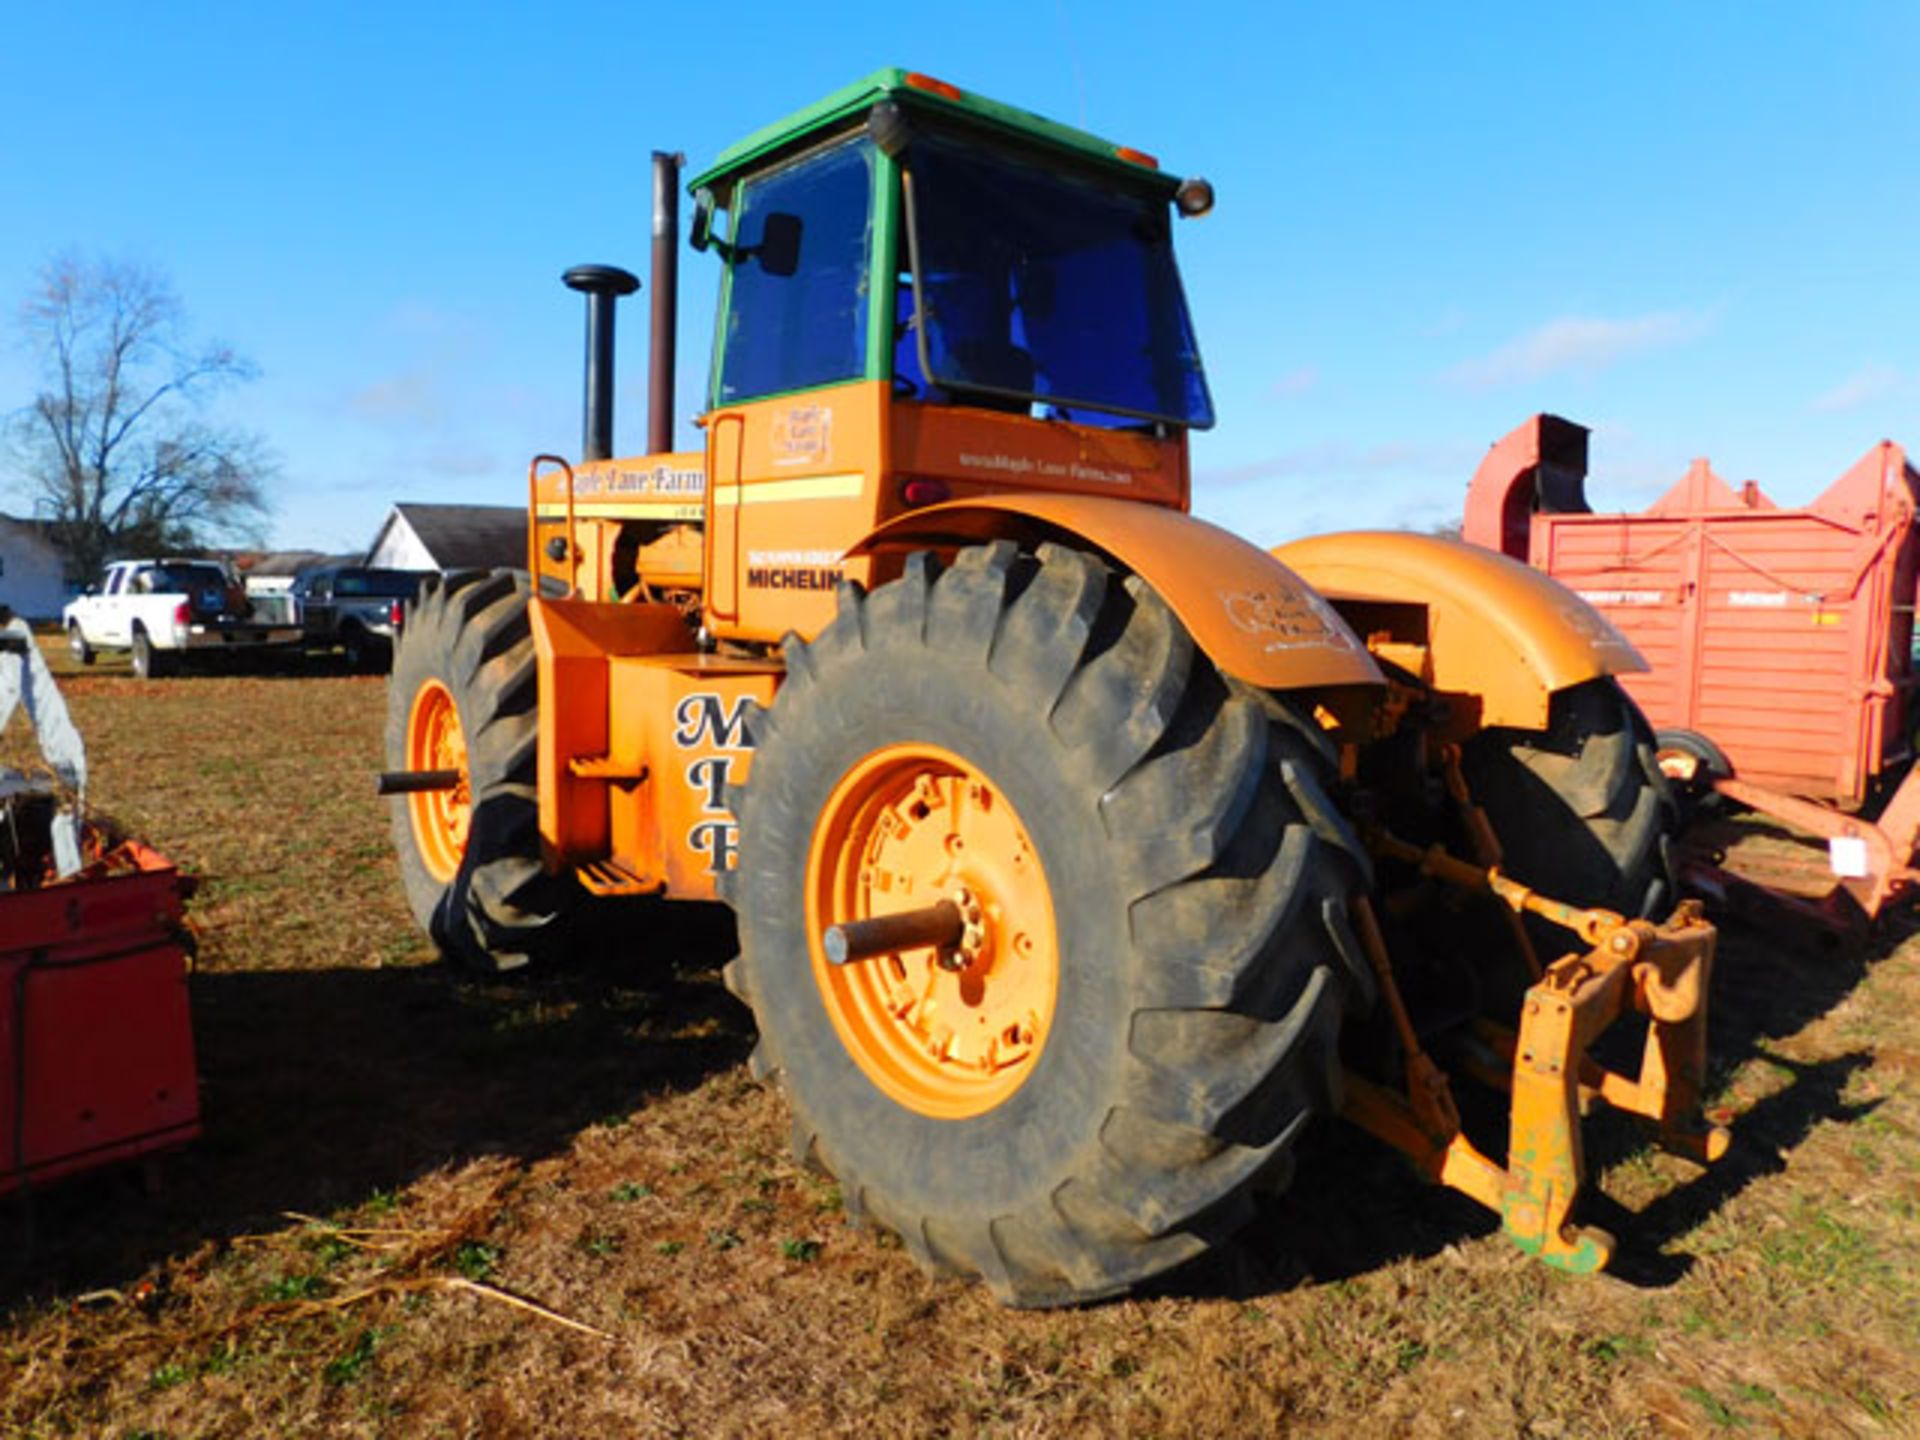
<box><xmin>0</xmin><ymin>842</ymin><xmax>200</xmax><ymax>1198</ymax></box>
<box><xmin>1464</xmin><ymin>415</ymin><xmax>1920</xmax><ymax>918</ymax></box>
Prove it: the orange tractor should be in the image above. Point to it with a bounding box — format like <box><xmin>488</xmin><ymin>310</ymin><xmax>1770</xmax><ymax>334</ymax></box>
<box><xmin>384</xmin><ymin>71</ymin><xmax>1726</xmax><ymax>1305</ymax></box>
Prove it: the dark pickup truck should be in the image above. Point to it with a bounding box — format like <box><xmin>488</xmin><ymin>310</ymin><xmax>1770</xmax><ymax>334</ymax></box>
<box><xmin>291</xmin><ymin>564</ymin><xmax>432</xmax><ymax>671</ymax></box>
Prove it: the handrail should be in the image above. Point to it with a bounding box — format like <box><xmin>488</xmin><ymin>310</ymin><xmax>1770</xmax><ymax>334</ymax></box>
<box><xmin>527</xmin><ymin>454</ymin><xmax>580</xmax><ymax>598</ymax></box>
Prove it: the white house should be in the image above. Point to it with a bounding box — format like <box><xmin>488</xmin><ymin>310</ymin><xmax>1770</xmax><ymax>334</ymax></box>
<box><xmin>366</xmin><ymin>504</ymin><xmax>526</xmax><ymax>572</ymax></box>
<box><xmin>237</xmin><ymin>550</ymin><xmax>341</xmax><ymax>597</ymax></box>
<box><xmin>0</xmin><ymin>516</ymin><xmax>69</xmax><ymax>621</ymax></box>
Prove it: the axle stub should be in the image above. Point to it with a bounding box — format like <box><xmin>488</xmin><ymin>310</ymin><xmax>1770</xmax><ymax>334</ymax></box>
<box><xmin>375</xmin><ymin>767</ymin><xmax>462</xmax><ymax>797</ymax></box>
<box><xmin>823</xmin><ymin>899</ymin><xmax>963</xmax><ymax>966</ymax></box>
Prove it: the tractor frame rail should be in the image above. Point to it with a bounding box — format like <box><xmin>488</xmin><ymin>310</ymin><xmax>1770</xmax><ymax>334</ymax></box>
<box><xmin>1345</xmin><ymin>833</ymin><xmax>1727</xmax><ymax>1272</ymax></box>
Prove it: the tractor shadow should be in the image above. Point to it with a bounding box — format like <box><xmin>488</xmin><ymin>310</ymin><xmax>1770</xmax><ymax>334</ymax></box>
<box><xmin>1</xmin><ymin>899</ymin><xmax>748</xmax><ymax>1307</ymax></box>
<box><xmin>1151</xmin><ymin>904</ymin><xmax>1904</xmax><ymax>1303</ymax></box>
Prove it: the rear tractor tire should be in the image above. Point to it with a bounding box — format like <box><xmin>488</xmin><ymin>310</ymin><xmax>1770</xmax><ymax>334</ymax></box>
<box><xmin>385</xmin><ymin>568</ymin><xmax>581</xmax><ymax>971</ymax></box>
<box><xmin>724</xmin><ymin>542</ymin><xmax>1373</xmax><ymax>1306</ymax></box>
<box><xmin>1461</xmin><ymin>677</ymin><xmax>1679</xmax><ymax>932</ymax></box>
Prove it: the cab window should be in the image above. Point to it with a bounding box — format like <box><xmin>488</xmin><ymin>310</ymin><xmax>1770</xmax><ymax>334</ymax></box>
<box><xmin>714</xmin><ymin>138</ymin><xmax>875</xmax><ymax>405</ymax></box>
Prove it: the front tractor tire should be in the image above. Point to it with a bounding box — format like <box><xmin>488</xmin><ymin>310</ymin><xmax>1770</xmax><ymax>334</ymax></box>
<box><xmin>386</xmin><ymin>569</ymin><xmax>581</xmax><ymax>971</ymax></box>
<box><xmin>1461</xmin><ymin>678</ymin><xmax>1678</xmax><ymax>927</ymax></box>
<box><xmin>725</xmin><ymin>542</ymin><xmax>1371</xmax><ymax>1306</ymax></box>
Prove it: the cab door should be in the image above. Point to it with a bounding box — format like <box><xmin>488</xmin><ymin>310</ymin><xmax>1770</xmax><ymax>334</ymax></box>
<box><xmin>698</xmin><ymin>134</ymin><xmax>891</xmax><ymax>647</ymax></box>
<box><xmin>96</xmin><ymin>566</ymin><xmax>132</xmax><ymax>647</ymax></box>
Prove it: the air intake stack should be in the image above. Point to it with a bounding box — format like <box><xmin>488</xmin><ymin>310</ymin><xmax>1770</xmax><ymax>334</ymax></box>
<box><xmin>561</xmin><ymin>263</ymin><xmax>640</xmax><ymax>463</ymax></box>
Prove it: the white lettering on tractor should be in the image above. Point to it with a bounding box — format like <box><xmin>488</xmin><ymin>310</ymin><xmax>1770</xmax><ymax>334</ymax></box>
<box><xmin>956</xmin><ymin>451</ymin><xmax>1137</xmax><ymax>485</ymax></box>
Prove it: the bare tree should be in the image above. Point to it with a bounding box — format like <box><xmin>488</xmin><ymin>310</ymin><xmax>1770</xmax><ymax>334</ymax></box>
<box><xmin>6</xmin><ymin>253</ymin><xmax>273</xmax><ymax>578</ymax></box>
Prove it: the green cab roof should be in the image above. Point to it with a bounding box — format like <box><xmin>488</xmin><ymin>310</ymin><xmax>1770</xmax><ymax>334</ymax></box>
<box><xmin>687</xmin><ymin>67</ymin><xmax>1183</xmax><ymax>199</ymax></box>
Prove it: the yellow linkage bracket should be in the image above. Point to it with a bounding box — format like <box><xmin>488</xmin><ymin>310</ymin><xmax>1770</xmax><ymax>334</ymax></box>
<box><xmin>1343</xmin><ymin>835</ymin><xmax>1729</xmax><ymax>1273</ymax></box>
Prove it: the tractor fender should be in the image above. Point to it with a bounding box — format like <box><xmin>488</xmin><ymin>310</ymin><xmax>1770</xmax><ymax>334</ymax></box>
<box><xmin>1274</xmin><ymin>530</ymin><xmax>1645</xmax><ymax>730</ymax></box>
<box><xmin>844</xmin><ymin>494</ymin><xmax>1384</xmax><ymax>693</ymax></box>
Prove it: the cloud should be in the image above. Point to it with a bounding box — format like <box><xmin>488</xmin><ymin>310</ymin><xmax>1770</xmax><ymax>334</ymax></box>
<box><xmin>1270</xmin><ymin>365</ymin><xmax>1319</xmax><ymax>398</ymax></box>
<box><xmin>346</xmin><ymin>370</ymin><xmax>441</xmax><ymax>424</ymax></box>
<box><xmin>1811</xmin><ymin>364</ymin><xmax>1902</xmax><ymax>413</ymax></box>
<box><xmin>1443</xmin><ymin>310</ymin><xmax>1710</xmax><ymax>389</ymax></box>
<box><xmin>379</xmin><ymin>301</ymin><xmax>486</xmax><ymax>348</ymax></box>
<box><xmin>419</xmin><ymin>444</ymin><xmax>500</xmax><ymax>479</ymax></box>
<box><xmin>344</xmin><ymin>302</ymin><xmax>499</xmax><ymax>426</ymax></box>
<box><xmin>1200</xmin><ymin>438</ymin><xmax>1475</xmax><ymax>490</ymax></box>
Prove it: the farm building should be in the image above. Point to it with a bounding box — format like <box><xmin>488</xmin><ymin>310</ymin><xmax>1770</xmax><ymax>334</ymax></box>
<box><xmin>365</xmin><ymin>503</ymin><xmax>524</xmax><ymax>572</ymax></box>
<box><xmin>0</xmin><ymin>515</ymin><xmax>69</xmax><ymax>620</ymax></box>
<box><xmin>235</xmin><ymin>549</ymin><xmax>348</xmax><ymax>597</ymax></box>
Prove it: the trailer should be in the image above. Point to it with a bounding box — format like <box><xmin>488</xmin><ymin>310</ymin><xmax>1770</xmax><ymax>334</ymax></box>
<box><xmin>1463</xmin><ymin>414</ymin><xmax>1920</xmax><ymax>921</ymax></box>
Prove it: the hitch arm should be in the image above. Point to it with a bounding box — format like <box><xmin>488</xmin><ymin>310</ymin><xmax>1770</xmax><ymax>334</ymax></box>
<box><xmin>1346</xmin><ymin>829</ymin><xmax>1729</xmax><ymax>1273</ymax></box>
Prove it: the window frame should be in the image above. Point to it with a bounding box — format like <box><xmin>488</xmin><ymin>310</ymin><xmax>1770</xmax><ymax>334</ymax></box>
<box><xmin>706</xmin><ymin>132</ymin><xmax>900</xmax><ymax>411</ymax></box>
<box><xmin>897</xmin><ymin>132</ymin><xmax>1214</xmax><ymax>430</ymax></box>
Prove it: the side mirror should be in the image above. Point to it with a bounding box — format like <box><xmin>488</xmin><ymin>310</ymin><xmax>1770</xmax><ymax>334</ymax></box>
<box><xmin>690</xmin><ymin>187</ymin><xmax>717</xmax><ymax>252</ymax></box>
<box><xmin>757</xmin><ymin>212</ymin><xmax>803</xmax><ymax>278</ymax></box>
<box><xmin>691</xmin><ymin>187</ymin><xmax>747</xmax><ymax>263</ymax></box>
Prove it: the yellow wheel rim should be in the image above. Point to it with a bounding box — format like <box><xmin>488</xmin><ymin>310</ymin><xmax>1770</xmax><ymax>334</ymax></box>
<box><xmin>406</xmin><ymin>677</ymin><xmax>471</xmax><ymax>884</ymax></box>
<box><xmin>806</xmin><ymin>743</ymin><xmax>1059</xmax><ymax>1120</ymax></box>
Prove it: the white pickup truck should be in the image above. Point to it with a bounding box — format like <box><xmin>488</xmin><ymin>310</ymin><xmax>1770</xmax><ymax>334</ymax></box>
<box><xmin>63</xmin><ymin>558</ymin><xmax>302</xmax><ymax>678</ymax></box>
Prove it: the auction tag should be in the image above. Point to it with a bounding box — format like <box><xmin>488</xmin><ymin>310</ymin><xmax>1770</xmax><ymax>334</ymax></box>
<box><xmin>1828</xmin><ymin>835</ymin><xmax>1870</xmax><ymax>879</ymax></box>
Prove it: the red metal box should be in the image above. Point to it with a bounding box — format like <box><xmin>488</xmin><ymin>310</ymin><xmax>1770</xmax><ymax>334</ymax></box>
<box><xmin>1464</xmin><ymin>415</ymin><xmax>1920</xmax><ymax>808</ymax></box>
<box><xmin>0</xmin><ymin>846</ymin><xmax>199</xmax><ymax>1196</ymax></box>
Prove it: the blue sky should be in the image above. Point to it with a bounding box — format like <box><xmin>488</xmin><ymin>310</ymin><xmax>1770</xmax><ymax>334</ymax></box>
<box><xmin>2</xmin><ymin>2</ymin><xmax>1914</xmax><ymax>555</ymax></box>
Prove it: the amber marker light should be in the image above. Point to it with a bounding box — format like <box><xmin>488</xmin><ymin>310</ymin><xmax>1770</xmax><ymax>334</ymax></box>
<box><xmin>904</xmin><ymin>72</ymin><xmax>964</xmax><ymax>101</ymax></box>
<box><xmin>1114</xmin><ymin>145</ymin><xmax>1160</xmax><ymax>169</ymax></box>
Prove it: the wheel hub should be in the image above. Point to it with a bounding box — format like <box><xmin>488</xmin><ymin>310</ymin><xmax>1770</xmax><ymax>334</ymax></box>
<box><xmin>807</xmin><ymin>744</ymin><xmax>1059</xmax><ymax>1119</ymax></box>
<box><xmin>940</xmin><ymin>884</ymin><xmax>987</xmax><ymax>972</ymax></box>
<box><xmin>405</xmin><ymin>678</ymin><xmax>471</xmax><ymax>884</ymax></box>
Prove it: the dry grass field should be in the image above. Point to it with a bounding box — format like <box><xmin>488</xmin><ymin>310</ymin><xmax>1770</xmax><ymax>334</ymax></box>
<box><xmin>4</xmin><ymin>636</ymin><xmax>1919</xmax><ymax>1437</ymax></box>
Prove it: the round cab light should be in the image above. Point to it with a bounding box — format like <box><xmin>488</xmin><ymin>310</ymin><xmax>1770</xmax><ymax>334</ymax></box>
<box><xmin>1175</xmin><ymin>177</ymin><xmax>1216</xmax><ymax>218</ymax></box>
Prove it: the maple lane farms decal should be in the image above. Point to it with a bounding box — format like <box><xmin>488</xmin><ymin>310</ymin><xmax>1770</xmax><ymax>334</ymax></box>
<box><xmin>746</xmin><ymin>548</ymin><xmax>842</xmax><ymax>592</ymax></box>
<box><xmin>570</xmin><ymin>462</ymin><xmax>705</xmax><ymax>499</ymax></box>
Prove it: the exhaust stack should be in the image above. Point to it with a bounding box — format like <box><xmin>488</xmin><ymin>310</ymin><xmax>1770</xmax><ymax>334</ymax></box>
<box><xmin>561</xmin><ymin>263</ymin><xmax>640</xmax><ymax>463</ymax></box>
<box><xmin>649</xmin><ymin>151</ymin><xmax>684</xmax><ymax>457</ymax></box>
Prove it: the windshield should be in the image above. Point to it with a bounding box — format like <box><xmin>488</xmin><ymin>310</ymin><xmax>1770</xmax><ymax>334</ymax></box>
<box><xmin>903</xmin><ymin>136</ymin><xmax>1213</xmax><ymax>428</ymax></box>
<box><xmin>336</xmin><ymin>569</ymin><xmax>426</xmax><ymax>598</ymax></box>
<box><xmin>150</xmin><ymin>564</ymin><xmax>228</xmax><ymax>592</ymax></box>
